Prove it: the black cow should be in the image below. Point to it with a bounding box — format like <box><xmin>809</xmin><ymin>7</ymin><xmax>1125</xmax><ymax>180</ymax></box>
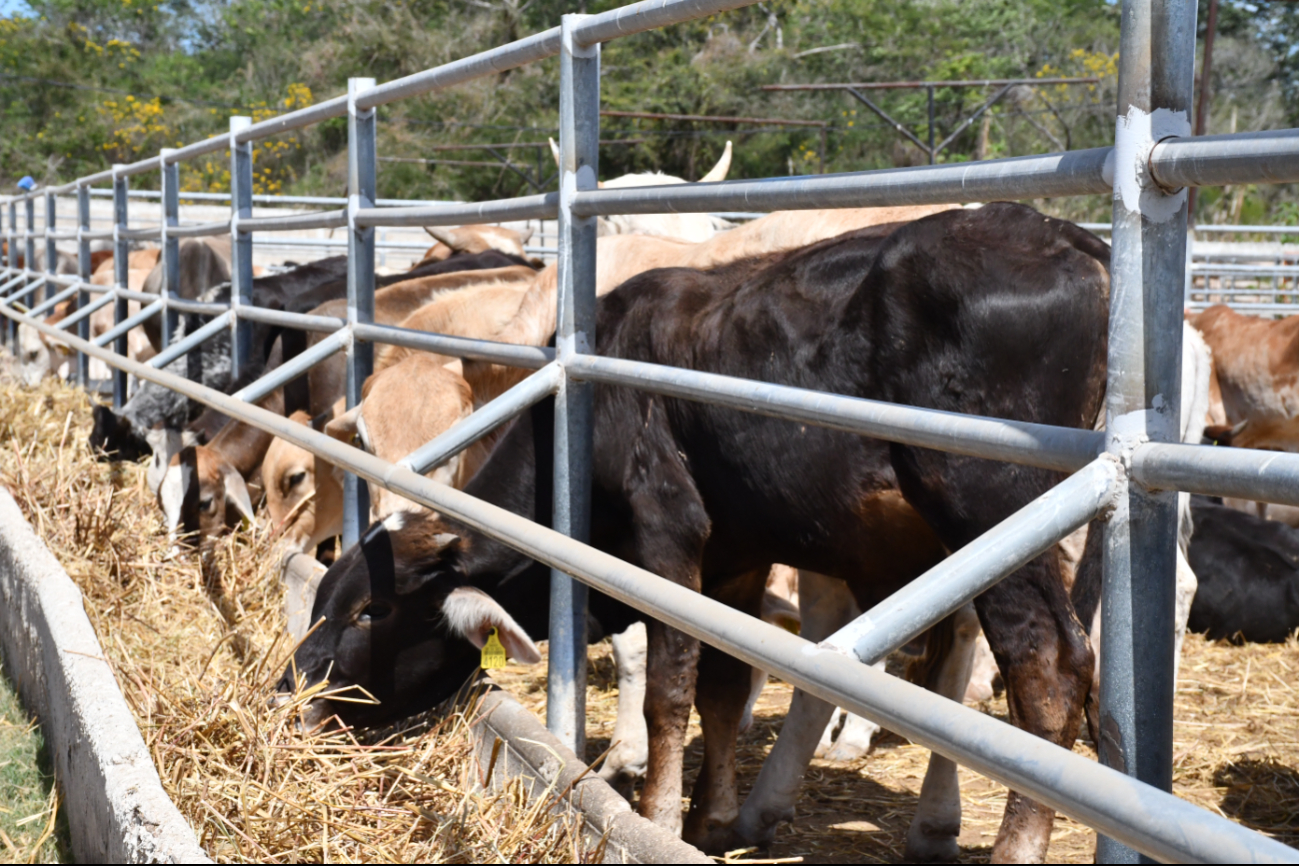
<box><xmin>284</xmin><ymin>203</ymin><xmax>1110</xmax><ymax>862</ymax></box>
<box><xmin>1187</xmin><ymin>496</ymin><xmax>1299</xmax><ymax>642</ymax></box>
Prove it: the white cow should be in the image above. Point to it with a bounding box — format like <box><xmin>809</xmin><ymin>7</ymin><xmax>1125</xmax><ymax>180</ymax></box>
<box><xmin>549</xmin><ymin>138</ymin><xmax>734</xmax><ymax>242</ymax></box>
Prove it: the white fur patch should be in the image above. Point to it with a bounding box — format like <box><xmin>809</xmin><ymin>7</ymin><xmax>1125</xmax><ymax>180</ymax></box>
<box><xmin>159</xmin><ymin>463</ymin><xmax>185</xmax><ymax>536</ymax></box>
<box><xmin>441</xmin><ymin>586</ymin><xmax>541</xmax><ymax>664</ymax></box>
<box><xmin>382</xmin><ymin>511</ymin><xmax>407</xmax><ymax>532</ymax></box>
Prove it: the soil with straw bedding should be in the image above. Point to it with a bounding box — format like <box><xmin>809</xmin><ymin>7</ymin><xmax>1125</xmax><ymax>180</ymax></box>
<box><xmin>4</xmin><ymin>373</ymin><xmax>1299</xmax><ymax>863</ymax></box>
<box><xmin>0</xmin><ymin>372</ymin><xmax>597</xmax><ymax>864</ymax></box>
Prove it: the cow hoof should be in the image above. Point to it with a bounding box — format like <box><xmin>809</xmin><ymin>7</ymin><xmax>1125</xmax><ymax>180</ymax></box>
<box><xmin>730</xmin><ymin>805</ymin><xmax>794</xmax><ymax>849</ymax></box>
<box><xmin>683</xmin><ymin>821</ymin><xmax>748</xmax><ymax>855</ymax></box>
<box><xmin>904</xmin><ymin>821</ymin><xmax>961</xmax><ymax>863</ymax></box>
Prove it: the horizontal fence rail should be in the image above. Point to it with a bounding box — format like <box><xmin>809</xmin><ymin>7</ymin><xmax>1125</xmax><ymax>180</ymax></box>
<box><xmin>5</xmin><ymin>0</ymin><xmax>1299</xmax><ymax>860</ymax></box>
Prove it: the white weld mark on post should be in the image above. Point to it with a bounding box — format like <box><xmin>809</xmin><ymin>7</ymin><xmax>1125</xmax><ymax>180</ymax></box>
<box><xmin>1114</xmin><ymin>105</ymin><xmax>1190</xmax><ymax>223</ymax></box>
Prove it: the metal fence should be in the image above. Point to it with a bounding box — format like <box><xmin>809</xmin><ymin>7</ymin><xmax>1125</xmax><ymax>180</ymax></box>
<box><xmin>4</xmin><ymin>0</ymin><xmax>1299</xmax><ymax>860</ymax></box>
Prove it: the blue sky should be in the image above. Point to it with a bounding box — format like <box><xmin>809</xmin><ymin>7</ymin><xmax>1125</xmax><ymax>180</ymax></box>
<box><xmin>0</xmin><ymin>0</ymin><xmax>31</xmax><ymax>15</ymax></box>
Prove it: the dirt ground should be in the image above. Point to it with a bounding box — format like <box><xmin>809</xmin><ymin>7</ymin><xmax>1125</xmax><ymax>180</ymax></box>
<box><xmin>495</xmin><ymin>631</ymin><xmax>1299</xmax><ymax>863</ymax></box>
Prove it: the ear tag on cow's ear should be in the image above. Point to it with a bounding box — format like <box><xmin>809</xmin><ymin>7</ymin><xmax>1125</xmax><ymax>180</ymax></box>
<box><xmin>480</xmin><ymin>627</ymin><xmax>508</xmax><ymax>670</ymax></box>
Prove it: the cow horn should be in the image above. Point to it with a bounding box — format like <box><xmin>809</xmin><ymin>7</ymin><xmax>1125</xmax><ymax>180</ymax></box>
<box><xmin>518</xmin><ymin>226</ymin><xmax>534</xmax><ymax>244</ymax></box>
<box><xmin>700</xmin><ymin>140</ymin><xmax>733</xmax><ymax>183</ymax></box>
<box><xmin>548</xmin><ymin>137</ymin><xmax>560</xmax><ymax>169</ymax></box>
<box><xmin>423</xmin><ymin>226</ymin><xmax>461</xmax><ymax>249</ymax></box>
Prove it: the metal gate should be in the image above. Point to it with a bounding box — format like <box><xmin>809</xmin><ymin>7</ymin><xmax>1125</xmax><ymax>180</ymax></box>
<box><xmin>4</xmin><ymin>0</ymin><xmax>1299</xmax><ymax>860</ymax></box>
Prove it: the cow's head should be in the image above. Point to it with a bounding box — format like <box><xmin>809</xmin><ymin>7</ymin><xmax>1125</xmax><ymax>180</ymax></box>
<box><xmin>419</xmin><ymin>224</ymin><xmax>534</xmax><ymax>263</ymax></box>
<box><xmin>265</xmin><ymin>410</ymin><xmax>342</xmax><ymax>557</ymax></box>
<box><xmin>89</xmin><ymin>404</ymin><xmax>151</xmax><ymax>463</ymax></box>
<box><xmin>158</xmin><ymin>444</ymin><xmax>256</xmax><ymax>554</ymax></box>
<box><xmin>279</xmin><ymin>511</ymin><xmax>540</xmax><ymax>728</ymax></box>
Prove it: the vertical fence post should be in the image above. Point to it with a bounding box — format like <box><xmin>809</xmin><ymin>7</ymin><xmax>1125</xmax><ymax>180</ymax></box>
<box><xmin>3</xmin><ymin>200</ymin><xmax>13</xmax><ymax>349</ymax></box>
<box><xmin>111</xmin><ymin>168</ymin><xmax>129</xmax><ymax>408</ymax></box>
<box><xmin>76</xmin><ymin>184</ymin><xmax>90</xmax><ymax>387</ymax></box>
<box><xmin>549</xmin><ymin>13</ymin><xmax>599</xmax><ymax>757</ymax></box>
<box><xmin>927</xmin><ymin>85</ymin><xmax>936</xmax><ymax>164</ymax></box>
<box><xmin>229</xmin><ymin>116</ymin><xmax>254</xmax><ymax>382</ymax></box>
<box><xmin>160</xmin><ymin>150</ymin><xmax>180</xmax><ymax>349</ymax></box>
<box><xmin>23</xmin><ymin>193</ymin><xmax>35</xmax><ymax>300</ymax></box>
<box><xmin>44</xmin><ymin>189</ymin><xmax>56</xmax><ymax>311</ymax></box>
<box><xmin>1097</xmin><ymin>0</ymin><xmax>1196</xmax><ymax>861</ymax></box>
<box><xmin>343</xmin><ymin>77</ymin><xmax>377</xmax><ymax>551</ymax></box>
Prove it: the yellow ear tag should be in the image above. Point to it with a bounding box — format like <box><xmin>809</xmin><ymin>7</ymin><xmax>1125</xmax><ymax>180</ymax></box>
<box><xmin>480</xmin><ymin>627</ymin><xmax>508</xmax><ymax>670</ymax></box>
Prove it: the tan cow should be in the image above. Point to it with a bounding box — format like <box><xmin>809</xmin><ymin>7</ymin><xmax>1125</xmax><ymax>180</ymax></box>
<box><xmin>417</xmin><ymin>224</ymin><xmax>535</xmax><ymax>266</ymax></box>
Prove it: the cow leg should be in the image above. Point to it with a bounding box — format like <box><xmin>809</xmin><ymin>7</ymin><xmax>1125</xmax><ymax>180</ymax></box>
<box><xmin>598</xmin><ymin>622</ymin><xmax>649</xmax><ymax>799</ymax></box>
<box><xmin>682</xmin><ymin>569</ymin><xmax>767</xmax><ymax>851</ymax></box>
<box><xmin>624</xmin><ymin>434</ymin><xmax>710</xmax><ymax>834</ymax></box>
<box><xmin>903</xmin><ymin>603</ymin><xmax>980</xmax><ymax>862</ymax></box>
<box><xmin>684</xmin><ymin>641</ymin><xmax>755</xmax><ymax>850</ymax></box>
<box><xmin>892</xmin><ymin>447</ymin><xmax>1092</xmax><ymax>865</ymax></box>
<box><xmin>732</xmin><ymin>570</ymin><xmax>855</xmax><ymax>846</ymax></box>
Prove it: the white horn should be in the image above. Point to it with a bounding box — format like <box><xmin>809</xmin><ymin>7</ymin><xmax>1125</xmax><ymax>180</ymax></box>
<box><xmin>700</xmin><ymin>140</ymin><xmax>733</xmax><ymax>183</ymax></box>
<box><xmin>548</xmin><ymin>137</ymin><xmax>561</xmax><ymax>169</ymax></box>
<box><xmin>423</xmin><ymin>225</ymin><xmax>460</xmax><ymax>249</ymax></box>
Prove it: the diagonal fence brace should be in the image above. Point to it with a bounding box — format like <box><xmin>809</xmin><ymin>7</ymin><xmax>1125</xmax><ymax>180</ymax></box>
<box><xmin>148</xmin><ymin>311</ymin><xmax>231</xmax><ymax>369</ymax></box>
<box><xmin>399</xmin><ymin>361</ymin><xmax>562</xmax><ymax>476</ymax></box>
<box><xmin>821</xmin><ymin>455</ymin><xmax>1122</xmax><ymax>663</ymax></box>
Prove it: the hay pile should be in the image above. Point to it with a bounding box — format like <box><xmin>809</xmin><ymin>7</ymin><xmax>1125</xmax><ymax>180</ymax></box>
<box><xmin>0</xmin><ymin>374</ymin><xmax>595</xmax><ymax>863</ymax></box>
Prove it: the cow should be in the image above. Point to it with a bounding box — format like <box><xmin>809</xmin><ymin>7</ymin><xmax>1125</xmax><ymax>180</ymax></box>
<box><xmin>416</xmin><ymin>224</ymin><xmax>535</xmax><ymax>267</ymax></box>
<box><xmin>548</xmin><ymin>139</ymin><xmax>735</xmax><ymax>243</ymax></box>
<box><xmin>1188</xmin><ymin>304</ymin><xmax>1299</xmax><ymax>452</ymax></box>
<box><xmin>1186</xmin><ymin>495</ymin><xmax>1299</xmax><ymax>643</ymax></box>
<box><xmin>162</xmin><ymin>264</ymin><xmax>537</xmax><ymax>554</ymax></box>
<box><xmin>283</xmin><ymin>204</ymin><xmax>1110</xmax><ymax>862</ymax></box>
<box><xmin>158</xmin><ymin>443</ymin><xmax>257</xmax><ymax>556</ymax></box>
<box><xmin>140</xmin><ymin>237</ymin><xmax>232</xmax><ymax>352</ymax></box>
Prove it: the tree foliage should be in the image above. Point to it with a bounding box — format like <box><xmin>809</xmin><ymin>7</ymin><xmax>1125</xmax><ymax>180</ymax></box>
<box><xmin>0</xmin><ymin>0</ymin><xmax>1293</xmax><ymax>221</ymax></box>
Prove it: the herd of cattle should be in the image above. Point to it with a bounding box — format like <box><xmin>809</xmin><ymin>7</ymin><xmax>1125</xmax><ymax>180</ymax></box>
<box><xmin>9</xmin><ymin>159</ymin><xmax>1299</xmax><ymax>861</ymax></box>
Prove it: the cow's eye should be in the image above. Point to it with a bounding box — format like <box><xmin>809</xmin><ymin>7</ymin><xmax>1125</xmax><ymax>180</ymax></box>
<box><xmin>199</xmin><ymin>496</ymin><xmax>214</xmax><ymax>513</ymax></box>
<box><xmin>358</xmin><ymin>601</ymin><xmax>394</xmax><ymax>624</ymax></box>
<box><xmin>287</xmin><ymin>470</ymin><xmax>308</xmax><ymax>489</ymax></box>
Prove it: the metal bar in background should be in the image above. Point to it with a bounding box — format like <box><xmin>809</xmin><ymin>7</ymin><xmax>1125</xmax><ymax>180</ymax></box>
<box><xmin>352</xmin><ymin>321</ymin><xmax>555</xmax><ymax>369</ymax></box>
<box><xmin>28</xmin><ymin>284</ymin><xmax>80</xmax><ymax>318</ymax></box>
<box><xmin>567</xmin><ymin>130</ymin><xmax>1299</xmax><ymax>216</ymax></box>
<box><xmin>399</xmin><ymin>362</ymin><xmax>562</xmax><ymax>475</ymax></box>
<box><xmin>23</xmin><ymin>195</ymin><xmax>34</xmax><ymax>308</ymax></box>
<box><xmin>111</xmin><ymin>169</ymin><xmax>130</xmax><ymax>407</ymax></box>
<box><xmin>234</xmin><ymin>305</ymin><xmax>345</xmax><ymax>334</ymax></box>
<box><xmin>844</xmin><ymin>87</ymin><xmax>932</xmax><ymax>157</ymax></box>
<box><xmin>236</xmin><ymin>209</ymin><xmax>348</xmax><ymax>233</ymax></box>
<box><xmin>167</xmin><ymin>298</ymin><xmax>232</xmax><ymax>316</ymax></box>
<box><xmin>3</xmin><ymin>201</ymin><xmax>14</xmax><ymax>347</ymax></box>
<box><xmin>43</xmin><ymin>190</ymin><xmax>56</xmax><ymax>311</ymax></box>
<box><xmin>566</xmin><ymin>354</ymin><xmax>1103</xmax><ymax>473</ymax></box>
<box><xmin>4</xmin><ymin>300</ymin><xmax>1292</xmax><ymax>866</ymax></box>
<box><xmin>927</xmin><ymin>85</ymin><xmax>936</xmax><ymax>164</ymax></box>
<box><xmin>56</xmin><ymin>290</ymin><xmax>114</xmax><ymax>332</ymax></box>
<box><xmin>169</xmin><ymin>221</ymin><xmax>233</xmax><ymax>239</ymax></box>
<box><xmin>352</xmin><ymin>195</ymin><xmax>559</xmax><ymax>228</ymax></box>
<box><xmin>76</xmin><ymin>185</ymin><xmax>90</xmax><ymax>385</ymax></box>
<box><xmin>0</xmin><ymin>273</ymin><xmax>31</xmax><ymax>299</ymax></box>
<box><xmin>93</xmin><ymin>298</ymin><xmax>163</xmax><ymax>348</ymax></box>
<box><xmin>762</xmin><ymin>77</ymin><xmax>1101</xmax><ymax>91</ymax></box>
<box><xmin>148</xmin><ymin>311</ymin><xmax>231</xmax><ymax>370</ymax></box>
<box><xmin>160</xmin><ymin>149</ymin><xmax>180</xmax><ymax>348</ymax></box>
<box><xmin>229</xmin><ymin>116</ymin><xmax>255</xmax><ymax>382</ymax></box>
<box><xmin>344</xmin><ymin>77</ymin><xmax>378</xmax><ymax>551</ymax></box>
<box><xmin>1132</xmin><ymin>442</ymin><xmax>1299</xmax><ymax>507</ymax></box>
<box><xmin>824</xmin><ymin>457</ymin><xmax>1121</xmax><ymax>662</ymax></box>
<box><xmin>548</xmin><ymin>13</ymin><xmax>599</xmax><ymax>758</ymax></box>
<box><xmin>233</xmin><ymin>328</ymin><xmax>348</xmax><ymax>405</ymax></box>
<box><xmin>1097</xmin><ymin>0</ymin><xmax>1197</xmax><ymax>860</ymax></box>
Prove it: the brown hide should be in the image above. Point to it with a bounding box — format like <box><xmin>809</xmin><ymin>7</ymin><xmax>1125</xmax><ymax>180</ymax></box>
<box><xmin>1189</xmin><ymin>305</ymin><xmax>1299</xmax><ymax>451</ymax></box>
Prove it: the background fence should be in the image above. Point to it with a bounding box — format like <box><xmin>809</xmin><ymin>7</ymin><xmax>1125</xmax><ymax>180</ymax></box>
<box><xmin>5</xmin><ymin>0</ymin><xmax>1299</xmax><ymax>860</ymax></box>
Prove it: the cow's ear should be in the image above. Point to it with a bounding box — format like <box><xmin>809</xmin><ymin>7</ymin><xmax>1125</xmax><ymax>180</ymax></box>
<box><xmin>325</xmin><ymin>404</ymin><xmax>365</xmax><ymax>450</ymax></box>
<box><xmin>145</xmin><ymin>427</ymin><xmax>182</xmax><ymax>496</ymax></box>
<box><xmin>220</xmin><ymin>462</ymin><xmax>257</xmax><ymax>526</ymax></box>
<box><xmin>440</xmin><ymin>586</ymin><xmax>542</xmax><ymax>665</ymax></box>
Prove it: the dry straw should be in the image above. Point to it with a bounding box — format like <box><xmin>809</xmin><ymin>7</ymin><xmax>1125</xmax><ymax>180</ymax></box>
<box><xmin>0</xmin><ymin>373</ymin><xmax>596</xmax><ymax>864</ymax></box>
